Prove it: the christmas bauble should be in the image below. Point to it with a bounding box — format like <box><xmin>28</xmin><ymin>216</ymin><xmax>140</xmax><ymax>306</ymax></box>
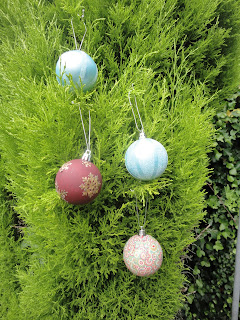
<box><xmin>56</xmin><ymin>50</ymin><xmax>98</xmax><ymax>92</ymax></box>
<box><xmin>123</xmin><ymin>234</ymin><xmax>163</xmax><ymax>277</ymax></box>
<box><xmin>125</xmin><ymin>137</ymin><xmax>168</xmax><ymax>181</ymax></box>
<box><xmin>55</xmin><ymin>159</ymin><xmax>102</xmax><ymax>205</ymax></box>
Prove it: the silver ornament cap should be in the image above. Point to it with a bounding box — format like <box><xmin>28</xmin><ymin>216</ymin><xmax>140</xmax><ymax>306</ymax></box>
<box><xmin>82</xmin><ymin>149</ymin><xmax>91</xmax><ymax>161</ymax></box>
<box><xmin>139</xmin><ymin>129</ymin><xmax>146</xmax><ymax>140</ymax></box>
<box><xmin>139</xmin><ymin>226</ymin><xmax>146</xmax><ymax>236</ymax></box>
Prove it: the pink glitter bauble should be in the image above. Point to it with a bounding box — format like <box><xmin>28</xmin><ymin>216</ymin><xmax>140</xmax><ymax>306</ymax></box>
<box><xmin>123</xmin><ymin>234</ymin><xmax>163</xmax><ymax>277</ymax></box>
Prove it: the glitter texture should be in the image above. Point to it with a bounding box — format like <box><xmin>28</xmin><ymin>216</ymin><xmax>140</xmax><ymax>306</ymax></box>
<box><xmin>125</xmin><ymin>137</ymin><xmax>168</xmax><ymax>180</ymax></box>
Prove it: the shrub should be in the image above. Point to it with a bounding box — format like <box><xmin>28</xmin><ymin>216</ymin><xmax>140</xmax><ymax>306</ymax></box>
<box><xmin>0</xmin><ymin>0</ymin><xmax>239</xmax><ymax>319</ymax></box>
<box><xmin>180</xmin><ymin>92</ymin><xmax>240</xmax><ymax>320</ymax></box>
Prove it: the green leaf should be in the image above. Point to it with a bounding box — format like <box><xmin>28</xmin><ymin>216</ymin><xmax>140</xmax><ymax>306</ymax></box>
<box><xmin>229</xmin><ymin>167</ymin><xmax>237</xmax><ymax>175</ymax></box>
<box><xmin>219</xmin><ymin>221</ymin><xmax>228</xmax><ymax>231</ymax></box>
<box><xmin>226</xmin><ymin>162</ymin><xmax>234</xmax><ymax>169</ymax></box>
<box><xmin>209</xmin><ymin>254</ymin><xmax>216</xmax><ymax>261</ymax></box>
<box><xmin>201</xmin><ymin>259</ymin><xmax>210</xmax><ymax>267</ymax></box>
<box><xmin>186</xmin><ymin>294</ymin><xmax>195</xmax><ymax>304</ymax></box>
<box><xmin>213</xmin><ymin>240</ymin><xmax>224</xmax><ymax>251</ymax></box>
<box><xmin>227</xmin><ymin>175</ymin><xmax>235</xmax><ymax>182</ymax></box>
<box><xmin>222</xmin><ymin>230</ymin><xmax>231</xmax><ymax>239</ymax></box>
<box><xmin>206</xmin><ymin>243</ymin><xmax>213</xmax><ymax>250</ymax></box>
<box><xmin>196</xmin><ymin>279</ymin><xmax>203</xmax><ymax>289</ymax></box>
<box><xmin>214</xmin><ymin>151</ymin><xmax>222</xmax><ymax>160</ymax></box>
<box><xmin>206</xmin><ymin>195</ymin><xmax>219</xmax><ymax>209</ymax></box>
<box><xmin>227</xmin><ymin>297</ymin><xmax>232</xmax><ymax>304</ymax></box>
<box><xmin>196</xmin><ymin>248</ymin><xmax>205</xmax><ymax>258</ymax></box>
<box><xmin>193</xmin><ymin>266</ymin><xmax>200</xmax><ymax>275</ymax></box>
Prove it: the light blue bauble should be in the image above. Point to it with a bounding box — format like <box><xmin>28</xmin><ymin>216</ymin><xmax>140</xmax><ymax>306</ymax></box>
<box><xmin>125</xmin><ymin>137</ymin><xmax>168</xmax><ymax>181</ymax></box>
<box><xmin>56</xmin><ymin>50</ymin><xmax>98</xmax><ymax>92</ymax></box>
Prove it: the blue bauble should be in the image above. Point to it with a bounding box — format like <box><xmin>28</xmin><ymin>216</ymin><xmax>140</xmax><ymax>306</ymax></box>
<box><xmin>56</xmin><ymin>50</ymin><xmax>98</xmax><ymax>92</ymax></box>
<box><xmin>125</xmin><ymin>137</ymin><xmax>168</xmax><ymax>181</ymax></box>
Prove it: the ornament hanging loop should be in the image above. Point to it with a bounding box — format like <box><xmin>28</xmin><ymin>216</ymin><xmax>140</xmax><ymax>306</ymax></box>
<box><xmin>71</xmin><ymin>9</ymin><xmax>87</xmax><ymax>51</ymax></box>
<box><xmin>78</xmin><ymin>9</ymin><xmax>87</xmax><ymax>50</ymax></box>
<box><xmin>128</xmin><ymin>84</ymin><xmax>145</xmax><ymax>139</ymax></box>
<box><xmin>71</xmin><ymin>19</ymin><xmax>78</xmax><ymax>50</ymax></box>
<box><xmin>133</xmin><ymin>193</ymin><xmax>148</xmax><ymax>236</ymax></box>
<box><xmin>72</xmin><ymin>101</ymin><xmax>91</xmax><ymax>161</ymax></box>
<box><xmin>79</xmin><ymin>106</ymin><xmax>91</xmax><ymax>161</ymax></box>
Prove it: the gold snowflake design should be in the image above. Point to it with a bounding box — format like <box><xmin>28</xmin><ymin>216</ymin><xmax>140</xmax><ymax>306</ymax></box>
<box><xmin>82</xmin><ymin>160</ymin><xmax>92</xmax><ymax>168</ymax></box>
<box><xmin>79</xmin><ymin>173</ymin><xmax>101</xmax><ymax>198</ymax></box>
<box><xmin>59</xmin><ymin>162</ymin><xmax>72</xmax><ymax>172</ymax></box>
<box><xmin>55</xmin><ymin>182</ymin><xmax>68</xmax><ymax>200</ymax></box>
<box><xmin>59</xmin><ymin>190</ymin><xmax>68</xmax><ymax>200</ymax></box>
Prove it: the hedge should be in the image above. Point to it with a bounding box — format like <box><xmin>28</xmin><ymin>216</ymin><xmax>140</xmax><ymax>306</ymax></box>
<box><xmin>0</xmin><ymin>0</ymin><xmax>240</xmax><ymax>319</ymax></box>
<box><xmin>180</xmin><ymin>92</ymin><xmax>240</xmax><ymax>320</ymax></box>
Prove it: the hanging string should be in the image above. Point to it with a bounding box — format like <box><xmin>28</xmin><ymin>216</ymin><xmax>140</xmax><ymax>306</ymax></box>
<box><xmin>71</xmin><ymin>9</ymin><xmax>87</xmax><ymax>51</ymax></box>
<box><xmin>128</xmin><ymin>84</ymin><xmax>145</xmax><ymax>134</ymax></box>
<box><xmin>78</xmin><ymin>105</ymin><xmax>91</xmax><ymax>152</ymax></box>
<box><xmin>71</xmin><ymin>100</ymin><xmax>91</xmax><ymax>161</ymax></box>
<box><xmin>134</xmin><ymin>194</ymin><xmax>148</xmax><ymax>230</ymax></box>
<box><xmin>71</xmin><ymin>19</ymin><xmax>78</xmax><ymax>50</ymax></box>
<box><xmin>78</xmin><ymin>9</ymin><xmax>87</xmax><ymax>50</ymax></box>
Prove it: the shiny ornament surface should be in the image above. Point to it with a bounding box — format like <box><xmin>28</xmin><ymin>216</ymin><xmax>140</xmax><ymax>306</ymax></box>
<box><xmin>56</xmin><ymin>50</ymin><xmax>98</xmax><ymax>92</ymax></box>
<box><xmin>123</xmin><ymin>234</ymin><xmax>163</xmax><ymax>276</ymax></box>
<box><xmin>125</xmin><ymin>137</ymin><xmax>168</xmax><ymax>181</ymax></box>
<box><xmin>55</xmin><ymin>159</ymin><xmax>102</xmax><ymax>205</ymax></box>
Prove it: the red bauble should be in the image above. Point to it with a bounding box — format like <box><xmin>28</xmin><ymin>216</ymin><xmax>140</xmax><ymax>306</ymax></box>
<box><xmin>55</xmin><ymin>159</ymin><xmax>102</xmax><ymax>205</ymax></box>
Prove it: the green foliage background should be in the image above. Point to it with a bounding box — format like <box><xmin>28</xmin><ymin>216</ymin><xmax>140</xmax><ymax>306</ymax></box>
<box><xmin>180</xmin><ymin>93</ymin><xmax>240</xmax><ymax>320</ymax></box>
<box><xmin>0</xmin><ymin>0</ymin><xmax>239</xmax><ymax>319</ymax></box>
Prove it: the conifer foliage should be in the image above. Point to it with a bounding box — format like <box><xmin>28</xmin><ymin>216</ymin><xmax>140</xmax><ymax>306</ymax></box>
<box><xmin>0</xmin><ymin>0</ymin><xmax>239</xmax><ymax>319</ymax></box>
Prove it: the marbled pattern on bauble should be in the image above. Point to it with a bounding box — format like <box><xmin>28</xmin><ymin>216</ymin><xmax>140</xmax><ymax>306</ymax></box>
<box><xmin>123</xmin><ymin>234</ymin><xmax>163</xmax><ymax>277</ymax></box>
<box><xmin>56</xmin><ymin>50</ymin><xmax>98</xmax><ymax>92</ymax></box>
<box><xmin>125</xmin><ymin>137</ymin><xmax>168</xmax><ymax>180</ymax></box>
